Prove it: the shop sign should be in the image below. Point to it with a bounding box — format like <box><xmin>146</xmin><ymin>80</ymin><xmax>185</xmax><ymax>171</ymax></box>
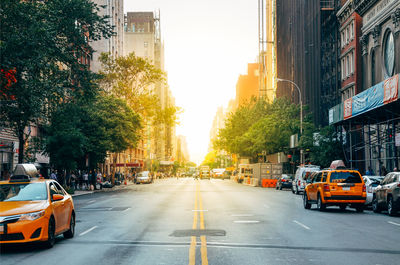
<box><xmin>396</xmin><ymin>133</ymin><xmax>400</xmax><ymax>147</ymax></box>
<box><xmin>343</xmin><ymin>98</ymin><xmax>353</xmax><ymax>119</ymax></box>
<box><xmin>383</xmin><ymin>75</ymin><xmax>399</xmax><ymax>104</ymax></box>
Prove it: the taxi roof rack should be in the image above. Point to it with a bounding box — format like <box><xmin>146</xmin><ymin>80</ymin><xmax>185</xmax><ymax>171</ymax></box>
<box><xmin>9</xmin><ymin>175</ymin><xmax>32</xmax><ymax>182</ymax></box>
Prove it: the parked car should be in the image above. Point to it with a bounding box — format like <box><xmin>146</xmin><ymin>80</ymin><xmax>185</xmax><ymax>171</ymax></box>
<box><xmin>303</xmin><ymin>169</ymin><xmax>366</xmax><ymax>212</ymax></box>
<box><xmin>372</xmin><ymin>172</ymin><xmax>400</xmax><ymax>216</ymax></box>
<box><xmin>0</xmin><ymin>171</ymin><xmax>75</xmax><ymax>247</ymax></box>
<box><xmin>276</xmin><ymin>174</ymin><xmax>293</xmax><ymax>190</ymax></box>
<box><xmin>136</xmin><ymin>171</ymin><xmax>153</xmax><ymax>184</ymax></box>
<box><xmin>362</xmin><ymin>176</ymin><xmax>384</xmax><ymax>206</ymax></box>
<box><xmin>292</xmin><ymin>165</ymin><xmax>320</xmax><ymax>194</ymax></box>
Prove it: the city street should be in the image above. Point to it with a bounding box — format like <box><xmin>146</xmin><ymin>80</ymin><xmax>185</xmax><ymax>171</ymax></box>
<box><xmin>1</xmin><ymin>178</ymin><xmax>399</xmax><ymax>265</ymax></box>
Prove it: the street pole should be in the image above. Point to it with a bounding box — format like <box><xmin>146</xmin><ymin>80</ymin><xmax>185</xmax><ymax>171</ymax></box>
<box><xmin>276</xmin><ymin>78</ymin><xmax>303</xmax><ymax>164</ymax></box>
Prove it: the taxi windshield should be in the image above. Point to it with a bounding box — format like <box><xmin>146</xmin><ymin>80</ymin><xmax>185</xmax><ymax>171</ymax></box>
<box><xmin>329</xmin><ymin>172</ymin><xmax>362</xmax><ymax>183</ymax></box>
<box><xmin>0</xmin><ymin>183</ymin><xmax>48</xmax><ymax>202</ymax></box>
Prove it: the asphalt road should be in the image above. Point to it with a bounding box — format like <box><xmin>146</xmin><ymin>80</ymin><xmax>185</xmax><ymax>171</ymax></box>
<box><xmin>1</xmin><ymin>178</ymin><xmax>400</xmax><ymax>265</ymax></box>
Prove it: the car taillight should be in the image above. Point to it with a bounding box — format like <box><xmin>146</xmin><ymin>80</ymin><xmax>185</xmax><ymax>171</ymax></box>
<box><xmin>298</xmin><ymin>180</ymin><xmax>301</xmax><ymax>186</ymax></box>
<box><xmin>323</xmin><ymin>184</ymin><xmax>330</xmax><ymax>192</ymax></box>
<box><xmin>282</xmin><ymin>179</ymin><xmax>286</xmax><ymax>182</ymax></box>
<box><xmin>363</xmin><ymin>185</ymin><xmax>366</xmax><ymax>192</ymax></box>
<box><xmin>397</xmin><ymin>183</ymin><xmax>400</xmax><ymax>188</ymax></box>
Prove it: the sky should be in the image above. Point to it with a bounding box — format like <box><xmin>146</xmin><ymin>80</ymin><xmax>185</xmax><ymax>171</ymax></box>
<box><xmin>124</xmin><ymin>0</ymin><xmax>259</xmax><ymax>165</ymax></box>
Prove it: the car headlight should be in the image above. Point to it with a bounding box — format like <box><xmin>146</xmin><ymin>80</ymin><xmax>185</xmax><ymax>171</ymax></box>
<box><xmin>19</xmin><ymin>210</ymin><xmax>45</xmax><ymax>221</ymax></box>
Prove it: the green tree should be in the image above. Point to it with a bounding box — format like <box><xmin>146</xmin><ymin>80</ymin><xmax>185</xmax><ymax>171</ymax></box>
<box><xmin>0</xmin><ymin>0</ymin><xmax>113</xmax><ymax>163</ymax></box>
<box><xmin>98</xmin><ymin>52</ymin><xmax>165</xmax><ymax>118</ymax></box>
<box><xmin>215</xmin><ymin>98</ymin><xmax>302</xmax><ymax>160</ymax></box>
<box><xmin>300</xmin><ymin>125</ymin><xmax>345</xmax><ymax>168</ymax></box>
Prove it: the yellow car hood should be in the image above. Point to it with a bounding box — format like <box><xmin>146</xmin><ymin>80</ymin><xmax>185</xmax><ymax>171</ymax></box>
<box><xmin>0</xmin><ymin>200</ymin><xmax>48</xmax><ymax>216</ymax></box>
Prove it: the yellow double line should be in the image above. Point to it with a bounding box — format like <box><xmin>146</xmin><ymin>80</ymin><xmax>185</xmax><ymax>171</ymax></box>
<box><xmin>189</xmin><ymin>181</ymin><xmax>208</xmax><ymax>265</ymax></box>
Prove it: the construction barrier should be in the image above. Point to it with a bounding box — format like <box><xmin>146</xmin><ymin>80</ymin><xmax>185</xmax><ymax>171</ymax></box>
<box><xmin>261</xmin><ymin>179</ymin><xmax>278</xmax><ymax>188</ymax></box>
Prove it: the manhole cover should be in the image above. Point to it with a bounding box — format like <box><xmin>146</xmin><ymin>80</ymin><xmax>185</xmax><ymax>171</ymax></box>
<box><xmin>170</xmin><ymin>229</ymin><xmax>226</xmax><ymax>237</ymax></box>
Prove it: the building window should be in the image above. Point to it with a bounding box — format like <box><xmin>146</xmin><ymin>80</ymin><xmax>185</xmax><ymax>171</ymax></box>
<box><xmin>384</xmin><ymin>31</ymin><xmax>395</xmax><ymax>77</ymax></box>
<box><xmin>350</xmin><ymin>21</ymin><xmax>354</xmax><ymax>40</ymax></box>
<box><xmin>346</xmin><ymin>55</ymin><xmax>350</xmax><ymax>77</ymax></box>
<box><xmin>341</xmin><ymin>31</ymin><xmax>345</xmax><ymax>47</ymax></box>
<box><xmin>346</xmin><ymin>27</ymin><xmax>350</xmax><ymax>43</ymax></box>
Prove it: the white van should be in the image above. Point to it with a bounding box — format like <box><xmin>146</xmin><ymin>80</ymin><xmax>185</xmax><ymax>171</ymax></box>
<box><xmin>292</xmin><ymin>165</ymin><xmax>320</xmax><ymax>194</ymax></box>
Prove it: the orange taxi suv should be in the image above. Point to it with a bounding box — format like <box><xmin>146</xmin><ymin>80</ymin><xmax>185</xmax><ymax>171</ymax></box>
<box><xmin>0</xmin><ymin>175</ymin><xmax>75</xmax><ymax>247</ymax></box>
<box><xmin>303</xmin><ymin>169</ymin><xmax>366</xmax><ymax>212</ymax></box>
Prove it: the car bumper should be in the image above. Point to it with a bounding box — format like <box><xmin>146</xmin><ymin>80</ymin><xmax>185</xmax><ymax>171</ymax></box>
<box><xmin>0</xmin><ymin>216</ymin><xmax>49</xmax><ymax>244</ymax></box>
<box><xmin>324</xmin><ymin>195</ymin><xmax>366</xmax><ymax>204</ymax></box>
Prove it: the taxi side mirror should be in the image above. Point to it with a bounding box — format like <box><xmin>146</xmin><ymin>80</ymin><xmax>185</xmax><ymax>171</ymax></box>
<box><xmin>52</xmin><ymin>194</ymin><xmax>64</xmax><ymax>201</ymax></box>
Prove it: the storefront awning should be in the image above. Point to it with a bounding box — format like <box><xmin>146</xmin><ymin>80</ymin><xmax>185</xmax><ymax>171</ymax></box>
<box><xmin>329</xmin><ymin>74</ymin><xmax>399</xmax><ymax>125</ymax></box>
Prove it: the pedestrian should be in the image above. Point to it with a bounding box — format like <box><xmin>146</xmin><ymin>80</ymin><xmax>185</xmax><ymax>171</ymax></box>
<box><xmin>366</xmin><ymin>167</ymin><xmax>374</xmax><ymax>176</ymax></box>
<box><xmin>83</xmin><ymin>171</ymin><xmax>89</xmax><ymax>190</ymax></box>
<box><xmin>96</xmin><ymin>171</ymin><xmax>103</xmax><ymax>190</ymax></box>
<box><xmin>71</xmin><ymin>172</ymin><xmax>77</xmax><ymax>190</ymax></box>
<box><xmin>381</xmin><ymin>165</ymin><xmax>388</xmax><ymax>176</ymax></box>
<box><xmin>50</xmin><ymin>170</ymin><xmax>58</xmax><ymax>181</ymax></box>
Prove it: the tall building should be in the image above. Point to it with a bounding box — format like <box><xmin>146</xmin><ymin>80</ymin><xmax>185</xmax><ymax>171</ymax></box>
<box><xmin>236</xmin><ymin>63</ymin><xmax>260</xmax><ymax>108</ymax></box>
<box><xmin>90</xmin><ymin>0</ymin><xmax>124</xmax><ymax>72</ymax></box>
<box><xmin>124</xmin><ymin>11</ymin><xmax>176</xmax><ymax>168</ymax></box>
<box><xmin>330</xmin><ymin>0</ymin><xmax>400</xmax><ymax>174</ymax></box>
<box><xmin>274</xmin><ymin>0</ymin><xmax>341</xmax><ymax>126</ymax></box>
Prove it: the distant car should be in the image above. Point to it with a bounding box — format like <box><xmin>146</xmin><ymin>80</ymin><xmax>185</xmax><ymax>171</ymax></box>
<box><xmin>211</xmin><ymin>168</ymin><xmax>225</xmax><ymax>179</ymax></box>
<box><xmin>0</xmin><ymin>174</ymin><xmax>75</xmax><ymax>247</ymax></box>
<box><xmin>276</xmin><ymin>174</ymin><xmax>293</xmax><ymax>190</ymax></box>
<box><xmin>292</xmin><ymin>165</ymin><xmax>320</xmax><ymax>194</ymax></box>
<box><xmin>200</xmin><ymin>171</ymin><xmax>210</xmax><ymax>179</ymax></box>
<box><xmin>136</xmin><ymin>171</ymin><xmax>153</xmax><ymax>184</ymax></box>
<box><xmin>373</xmin><ymin>172</ymin><xmax>400</xmax><ymax>216</ymax></box>
<box><xmin>362</xmin><ymin>176</ymin><xmax>384</xmax><ymax>206</ymax></box>
<box><xmin>303</xmin><ymin>169</ymin><xmax>366</xmax><ymax>212</ymax></box>
<box><xmin>222</xmin><ymin>170</ymin><xmax>232</xmax><ymax>180</ymax></box>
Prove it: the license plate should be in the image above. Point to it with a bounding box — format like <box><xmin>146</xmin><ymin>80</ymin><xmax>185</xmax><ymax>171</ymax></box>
<box><xmin>342</xmin><ymin>187</ymin><xmax>350</xmax><ymax>191</ymax></box>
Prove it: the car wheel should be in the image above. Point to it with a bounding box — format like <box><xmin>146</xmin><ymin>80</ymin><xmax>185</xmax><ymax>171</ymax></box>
<box><xmin>44</xmin><ymin>217</ymin><xmax>56</xmax><ymax>248</ymax></box>
<box><xmin>372</xmin><ymin>196</ymin><xmax>382</xmax><ymax>213</ymax></box>
<box><xmin>279</xmin><ymin>186</ymin><xmax>283</xmax><ymax>190</ymax></box>
<box><xmin>339</xmin><ymin>205</ymin><xmax>346</xmax><ymax>211</ymax></box>
<box><xmin>303</xmin><ymin>192</ymin><xmax>311</xmax><ymax>209</ymax></box>
<box><xmin>387</xmin><ymin>196</ymin><xmax>396</xmax><ymax>216</ymax></box>
<box><xmin>63</xmin><ymin>213</ymin><xmax>75</xmax><ymax>239</ymax></box>
<box><xmin>317</xmin><ymin>194</ymin><xmax>326</xmax><ymax>211</ymax></box>
<box><xmin>276</xmin><ymin>185</ymin><xmax>279</xmax><ymax>190</ymax></box>
<box><xmin>355</xmin><ymin>205</ymin><xmax>364</xmax><ymax>213</ymax></box>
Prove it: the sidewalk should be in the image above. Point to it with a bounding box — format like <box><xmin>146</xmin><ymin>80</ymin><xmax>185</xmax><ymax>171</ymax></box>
<box><xmin>71</xmin><ymin>181</ymin><xmax>135</xmax><ymax>197</ymax></box>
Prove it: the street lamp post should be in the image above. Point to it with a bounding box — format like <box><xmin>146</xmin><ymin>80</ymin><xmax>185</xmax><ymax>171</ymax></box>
<box><xmin>276</xmin><ymin>78</ymin><xmax>303</xmax><ymax>164</ymax></box>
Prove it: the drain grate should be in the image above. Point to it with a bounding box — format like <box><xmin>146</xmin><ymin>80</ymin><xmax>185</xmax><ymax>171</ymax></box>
<box><xmin>170</xmin><ymin>229</ymin><xmax>226</xmax><ymax>237</ymax></box>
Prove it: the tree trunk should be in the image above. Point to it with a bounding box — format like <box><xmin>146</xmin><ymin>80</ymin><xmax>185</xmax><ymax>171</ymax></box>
<box><xmin>18</xmin><ymin>129</ymin><xmax>24</xmax><ymax>164</ymax></box>
<box><xmin>111</xmin><ymin>153</ymin><xmax>117</xmax><ymax>185</ymax></box>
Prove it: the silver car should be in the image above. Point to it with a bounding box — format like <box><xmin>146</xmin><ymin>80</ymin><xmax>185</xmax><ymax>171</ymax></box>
<box><xmin>362</xmin><ymin>176</ymin><xmax>383</xmax><ymax>206</ymax></box>
<box><xmin>136</xmin><ymin>171</ymin><xmax>153</xmax><ymax>184</ymax></box>
<box><xmin>373</xmin><ymin>172</ymin><xmax>400</xmax><ymax>216</ymax></box>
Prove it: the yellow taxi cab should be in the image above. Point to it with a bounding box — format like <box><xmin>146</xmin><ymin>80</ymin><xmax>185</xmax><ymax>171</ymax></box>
<box><xmin>0</xmin><ymin>174</ymin><xmax>75</xmax><ymax>247</ymax></box>
<box><xmin>303</xmin><ymin>169</ymin><xmax>366</xmax><ymax>212</ymax></box>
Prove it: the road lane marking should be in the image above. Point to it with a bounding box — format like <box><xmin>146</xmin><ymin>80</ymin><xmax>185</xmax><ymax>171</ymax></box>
<box><xmin>293</xmin><ymin>220</ymin><xmax>311</xmax><ymax>230</ymax></box>
<box><xmin>198</xmin><ymin>186</ymin><xmax>208</xmax><ymax>265</ymax></box>
<box><xmin>388</xmin><ymin>221</ymin><xmax>400</xmax><ymax>227</ymax></box>
<box><xmin>188</xmin><ymin>183</ymin><xmax>198</xmax><ymax>265</ymax></box>
<box><xmin>233</xmin><ymin>220</ymin><xmax>260</xmax><ymax>224</ymax></box>
<box><xmin>79</xmin><ymin>226</ymin><xmax>98</xmax><ymax>236</ymax></box>
<box><xmin>88</xmin><ymin>200</ymin><xmax>95</xmax><ymax>203</ymax></box>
